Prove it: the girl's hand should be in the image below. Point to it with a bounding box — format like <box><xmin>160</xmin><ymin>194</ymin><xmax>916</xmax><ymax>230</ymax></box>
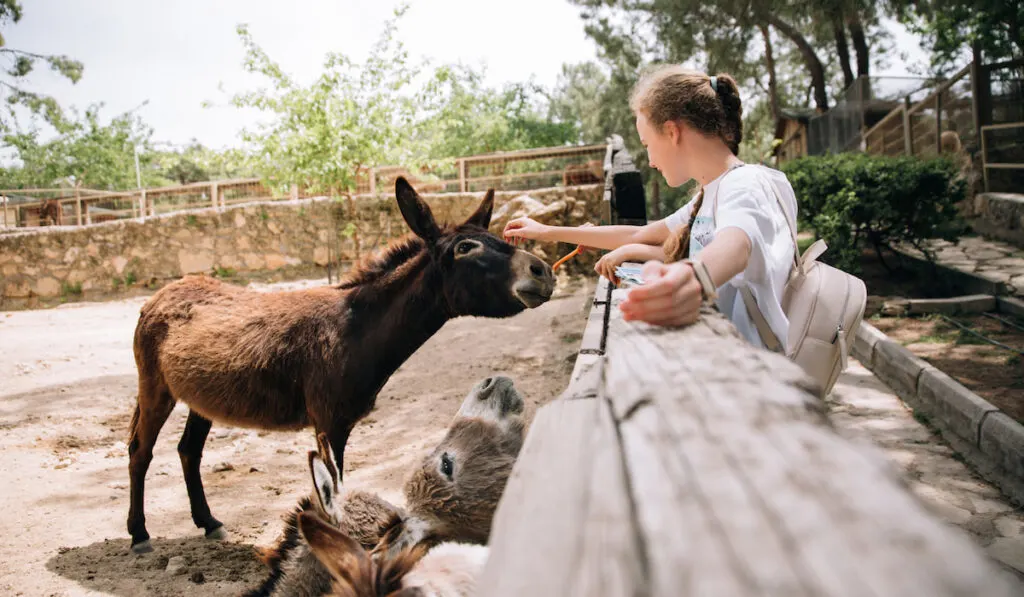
<box><xmin>619</xmin><ymin>261</ymin><xmax>703</xmax><ymax>327</ymax></box>
<box><xmin>595</xmin><ymin>246</ymin><xmax>631</xmax><ymax>284</ymax></box>
<box><xmin>503</xmin><ymin>217</ymin><xmax>549</xmax><ymax>244</ymax></box>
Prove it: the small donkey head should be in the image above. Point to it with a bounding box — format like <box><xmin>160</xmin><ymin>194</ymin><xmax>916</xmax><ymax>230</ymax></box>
<box><xmin>375</xmin><ymin>375</ymin><xmax>526</xmax><ymax>559</ymax></box>
<box><xmin>299</xmin><ymin>510</ymin><xmax>487</xmax><ymax>597</ymax></box>
<box><xmin>394</xmin><ymin>177</ymin><xmax>555</xmax><ymax>316</ymax></box>
<box><xmin>245</xmin><ymin>437</ymin><xmax>405</xmax><ymax>597</ymax></box>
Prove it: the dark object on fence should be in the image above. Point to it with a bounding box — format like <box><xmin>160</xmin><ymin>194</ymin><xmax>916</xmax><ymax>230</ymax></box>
<box><xmin>40</xmin><ymin>199</ymin><xmax>63</xmax><ymax>226</ymax></box>
<box><xmin>602</xmin><ymin>134</ymin><xmax>647</xmax><ymax>225</ymax></box>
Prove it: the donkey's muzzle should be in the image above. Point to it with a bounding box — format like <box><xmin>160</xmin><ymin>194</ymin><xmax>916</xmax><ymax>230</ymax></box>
<box><xmin>511</xmin><ymin>251</ymin><xmax>555</xmax><ymax>308</ymax></box>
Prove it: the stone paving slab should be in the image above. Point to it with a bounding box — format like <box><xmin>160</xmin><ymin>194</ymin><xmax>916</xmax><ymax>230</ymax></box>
<box><xmin>830</xmin><ymin>361</ymin><xmax>1024</xmax><ymax>584</ymax></box>
<box><xmin>896</xmin><ymin>236</ymin><xmax>1024</xmax><ymax>298</ymax></box>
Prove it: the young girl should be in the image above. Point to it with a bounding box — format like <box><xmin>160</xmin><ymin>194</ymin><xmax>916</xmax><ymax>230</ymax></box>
<box><xmin>503</xmin><ymin>66</ymin><xmax>799</xmax><ymax>351</ymax></box>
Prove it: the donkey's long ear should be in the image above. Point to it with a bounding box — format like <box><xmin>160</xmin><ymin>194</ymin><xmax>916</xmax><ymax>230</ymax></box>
<box><xmin>396</xmin><ymin>177</ymin><xmax>441</xmax><ymax>243</ymax></box>
<box><xmin>309</xmin><ymin>437</ymin><xmax>340</xmax><ymax>517</ymax></box>
<box><xmin>298</xmin><ymin>512</ymin><xmax>374</xmax><ymax>592</ymax></box>
<box><xmin>462</xmin><ymin>188</ymin><xmax>494</xmax><ymax>230</ymax></box>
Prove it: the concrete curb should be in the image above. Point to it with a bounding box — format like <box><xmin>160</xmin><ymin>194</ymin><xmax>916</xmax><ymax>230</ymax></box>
<box><xmin>998</xmin><ymin>296</ymin><xmax>1024</xmax><ymax>319</ymax></box>
<box><xmin>855</xmin><ymin>322</ymin><xmax>1024</xmax><ymax>506</ymax></box>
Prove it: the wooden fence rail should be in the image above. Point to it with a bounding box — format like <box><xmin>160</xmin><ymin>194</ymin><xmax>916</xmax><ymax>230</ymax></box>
<box><xmin>479</xmin><ymin>275</ymin><xmax>1019</xmax><ymax>596</ymax></box>
<box><xmin>1</xmin><ymin>143</ymin><xmax>608</xmax><ymax>229</ymax></box>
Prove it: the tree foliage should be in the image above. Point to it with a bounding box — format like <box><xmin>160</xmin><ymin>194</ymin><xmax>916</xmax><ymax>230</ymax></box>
<box><xmin>0</xmin><ymin>0</ymin><xmax>84</xmax><ymax>132</ymax></box>
<box><xmin>223</xmin><ymin>5</ymin><xmax>579</xmax><ymax>195</ymax></box>
<box><xmin>0</xmin><ymin>104</ymin><xmax>156</xmax><ymax>190</ymax></box>
<box><xmin>892</xmin><ymin>0</ymin><xmax>1023</xmax><ymax>74</ymax></box>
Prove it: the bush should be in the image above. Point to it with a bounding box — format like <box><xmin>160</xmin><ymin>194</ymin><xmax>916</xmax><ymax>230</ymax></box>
<box><xmin>782</xmin><ymin>153</ymin><xmax>967</xmax><ymax>274</ymax></box>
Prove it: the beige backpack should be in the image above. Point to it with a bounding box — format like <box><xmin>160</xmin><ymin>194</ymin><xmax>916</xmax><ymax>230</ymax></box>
<box><xmin>715</xmin><ymin>167</ymin><xmax>867</xmax><ymax>398</ymax></box>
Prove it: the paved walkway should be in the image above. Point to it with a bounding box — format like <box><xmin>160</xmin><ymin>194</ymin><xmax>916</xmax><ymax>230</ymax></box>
<box><xmin>898</xmin><ymin>235</ymin><xmax>1024</xmax><ymax>297</ymax></box>
<box><xmin>832</xmin><ymin>360</ymin><xmax>1024</xmax><ymax>583</ymax></box>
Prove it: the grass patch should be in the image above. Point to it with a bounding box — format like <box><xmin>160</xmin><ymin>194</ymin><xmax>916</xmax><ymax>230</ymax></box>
<box><xmin>561</xmin><ymin>332</ymin><xmax>583</xmax><ymax>344</ymax></box>
<box><xmin>186</xmin><ymin>214</ymin><xmax>198</xmax><ymax>227</ymax></box>
<box><xmin>60</xmin><ymin>281</ymin><xmax>82</xmax><ymax>296</ymax></box>
<box><xmin>213</xmin><ymin>266</ymin><xmax>237</xmax><ymax>278</ymax></box>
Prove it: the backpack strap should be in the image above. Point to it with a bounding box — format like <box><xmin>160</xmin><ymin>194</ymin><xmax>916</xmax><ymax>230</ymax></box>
<box><xmin>739</xmin><ymin>286</ymin><xmax>784</xmax><ymax>353</ymax></box>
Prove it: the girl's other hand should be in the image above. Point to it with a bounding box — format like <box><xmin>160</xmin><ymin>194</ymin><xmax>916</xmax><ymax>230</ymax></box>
<box><xmin>503</xmin><ymin>217</ymin><xmax>548</xmax><ymax>244</ymax></box>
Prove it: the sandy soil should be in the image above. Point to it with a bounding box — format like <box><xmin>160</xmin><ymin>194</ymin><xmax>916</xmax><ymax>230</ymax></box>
<box><xmin>0</xmin><ymin>273</ymin><xmax>595</xmax><ymax>597</ymax></box>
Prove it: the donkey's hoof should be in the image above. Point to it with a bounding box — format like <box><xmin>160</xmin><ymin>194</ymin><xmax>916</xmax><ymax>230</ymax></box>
<box><xmin>131</xmin><ymin>540</ymin><xmax>153</xmax><ymax>554</ymax></box>
<box><xmin>205</xmin><ymin>526</ymin><xmax>229</xmax><ymax>541</ymax></box>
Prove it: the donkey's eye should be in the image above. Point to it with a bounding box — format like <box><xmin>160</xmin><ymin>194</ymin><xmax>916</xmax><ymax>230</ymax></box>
<box><xmin>440</xmin><ymin>452</ymin><xmax>454</xmax><ymax>479</ymax></box>
<box><xmin>455</xmin><ymin>240</ymin><xmax>479</xmax><ymax>256</ymax></box>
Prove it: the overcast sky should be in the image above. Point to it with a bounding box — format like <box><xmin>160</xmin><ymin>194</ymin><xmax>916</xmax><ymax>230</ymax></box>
<box><xmin>6</xmin><ymin>1</ymin><xmax>930</xmax><ymax>150</ymax></box>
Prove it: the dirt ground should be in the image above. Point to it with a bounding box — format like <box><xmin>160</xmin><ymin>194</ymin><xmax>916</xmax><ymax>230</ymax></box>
<box><xmin>0</xmin><ymin>273</ymin><xmax>595</xmax><ymax>597</ymax></box>
<box><xmin>870</xmin><ymin>313</ymin><xmax>1024</xmax><ymax>422</ymax></box>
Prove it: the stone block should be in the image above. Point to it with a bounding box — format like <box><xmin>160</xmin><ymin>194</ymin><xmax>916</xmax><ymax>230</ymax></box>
<box><xmin>178</xmin><ymin>250</ymin><xmax>214</xmax><ymax>275</ymax></box>
<box><xmin>980</xmin><ymin>413</ymin><xmax>1024</xmax><ymax>485</ymax></box>
<box><xmin>872</xmin><ymin>340</ymin><xmax>930</xmax><ymax>401</ymax></box>
<box><xmin>998</xmin><ymin>296</ymin><xmax>1024</xmax><ymax>319</ymax></box>
<box><xmin>918</xmin><ymin>368</ymin><xmax>998</xmax><ymax>446</ymax></box>
<box><xmin>852</xmin><ymin>322</ymin><xmax>888</xmax><ymax>366</ymax></box>
<box><xmin>907</xmin><ymin>295</ymin><xmax>997</xmax><ymax>315</ymax></box>
<box><xmin>33</xmin><ymin>276</ymin><xmax>60</xmax><ymax>297</ymax></box>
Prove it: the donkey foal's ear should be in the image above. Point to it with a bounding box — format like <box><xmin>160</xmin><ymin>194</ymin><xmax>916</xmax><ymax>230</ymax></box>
<box><xmin>396</xmin><ymin>177</ymin><xmax>442</xmax><ymax>243</ymax></box>
<box><xmin>298</xmin><ymin>512</ymin><xmax>373</xmax><ymax>587</ymax></box>
<box><xmin>309</xmin><ymin>450</ymin><xmax>339</xmax><ymax>514</ymax></box>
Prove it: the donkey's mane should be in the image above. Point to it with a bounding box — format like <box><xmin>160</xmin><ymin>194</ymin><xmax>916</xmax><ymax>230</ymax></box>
<box><xmin>334</xmin><ymin>233</ymin><xmax>431</xmax><ymax>291</ymax></box>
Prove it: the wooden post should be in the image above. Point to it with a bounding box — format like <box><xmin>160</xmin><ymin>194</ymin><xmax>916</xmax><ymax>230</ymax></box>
<box><xmin>139</xmin><ymin>190</ymin><xmax>147</xmax><ymax>221</ymax></box>
<box><xmin>369</xmin><ymin>167</ymin><xmax>377</xmax><ymax>196</ymax></box>
<box><xmin>458</xmin><ymin>159</ymin><xmax>467</xmax><ymax>193</ymax></box>
<box><xmin>290</xmin><ymin>184</ymin><xmax>299</xmax><ymax>201</ymax></box>
<box><xmin>903</xmin><ymin>97</ymin><xmax>913</xmax><ymax>155</ymax></box>
<box><xmin>85</xmin><ymin>203</ymin><xmax>92</xmax><ymax>225</ymax></box>
<box><xmin>219</xmin><ymin>189</ymin><xmax>226</xmax><ymax>209</ymax></box>
<box><xmin>1</xmin><ymin>195</ymin><xmax>7</xmax><ymax>228</ymax></box>
<box><xmin>211</xmin><ymin>182</ymin><xmax>219</xmax><ymax>209</ymax></box>
<box><xmin>74</xmin><ymin>185</ymin><xmax>83</xmax><ymax>226</ymax></box>
<box><xmin>479</xmin><ymin>278</ymin><xmax>1022</xmax><ymax>597</ymax></box>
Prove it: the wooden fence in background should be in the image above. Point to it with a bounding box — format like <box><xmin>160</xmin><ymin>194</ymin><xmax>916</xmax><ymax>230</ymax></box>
<box><xmin>1</xmin><ymin>143</ymin><xmax>607</xmax><ymax>229</ymax></box>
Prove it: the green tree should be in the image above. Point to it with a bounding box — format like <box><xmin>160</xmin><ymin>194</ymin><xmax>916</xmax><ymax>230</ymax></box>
<box><xmin>891</xmin><ymin>0</ymin><xmax>1023</xmax><ymax>73</ymax></box>
<box><xmin>417</xmin><ymin>64</ymin><xmax>577</xmax><ymax>159</ymax></box>
<box><xmin>150</xmin><ymin>141</ymin><xmax>254</xmax><ymax>185</ymax></box>
<box><xmin>224</xmin><ymin>6</ymin><xmax>442</xmax><ymax>195</ymax></box>
<box><xmin>0</xmin><ymin>0</ymin><xmax>84</xmax><ymax>132</ymax></box>
<box><xmin>1</xmin><ymin>104</ymin><xmax>156</xmax><ymax>190</ymax></box>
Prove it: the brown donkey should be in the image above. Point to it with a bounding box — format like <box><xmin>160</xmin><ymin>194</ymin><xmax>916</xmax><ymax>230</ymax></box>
<box><xmin>245</xmin><ymin>375</ymin><xmax>525</xmax><ymax>597</ymax></box>
<box><xmin>127</xmin><ymin>178</ymin><xmax>553</xmax><ymax>553</ymax></box>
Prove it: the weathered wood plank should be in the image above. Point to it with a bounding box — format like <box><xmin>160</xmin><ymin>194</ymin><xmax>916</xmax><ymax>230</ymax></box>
<box><xmin>569</xmin><ymin>391</ymin><xmax>646</xmax><ymax>597</ymax></box>
<box><xmin>478</xmin><ymin>398</ymin><xmax>602</xmax><ymax>596</ymax></box>
<box><xmin>601</xmin><ymin>289</ymin><xmax>1018</xmax><ymax>597</ymax></box>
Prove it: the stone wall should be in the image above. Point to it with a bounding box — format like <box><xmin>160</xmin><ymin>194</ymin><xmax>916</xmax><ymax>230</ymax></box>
<box><xmin>970</xmin><ymin>193</ymin><xmax>1024</xmax><ymax>249</ymax></box>
<box><xmin>0</xmin><ymin>185</ymin><xmax>603</xmax><ymax>308</ymax></box>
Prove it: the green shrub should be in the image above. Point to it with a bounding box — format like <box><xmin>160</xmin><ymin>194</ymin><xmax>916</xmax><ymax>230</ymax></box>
<box><xmin>782</xmin><ymin>153</ymin><xmax>967</xmax><ymax>274</ymax></box>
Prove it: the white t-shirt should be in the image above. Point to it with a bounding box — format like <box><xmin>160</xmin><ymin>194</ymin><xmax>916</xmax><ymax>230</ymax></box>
<box><xmin>663</xmin><ymin>164</ymin><xmax>798</xmax><ymax>351</ymax></box>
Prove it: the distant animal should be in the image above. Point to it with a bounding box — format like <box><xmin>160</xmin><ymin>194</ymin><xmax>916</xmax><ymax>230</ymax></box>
<box><xmin>39</xmin><ymin>199</ymin><xmax>63</xmax><ymax>226</ymax></box>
